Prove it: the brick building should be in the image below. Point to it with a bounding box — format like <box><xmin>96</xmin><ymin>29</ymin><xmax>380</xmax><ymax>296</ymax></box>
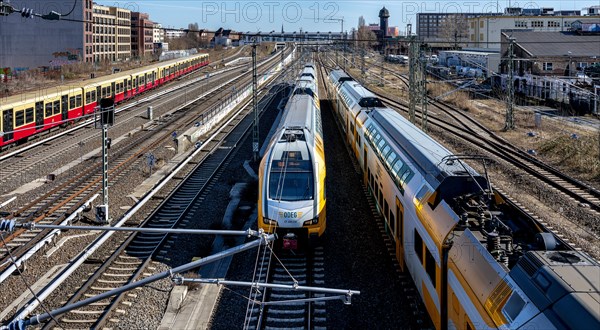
<box><xmin>0</xmin><ymin>0</ymin><xmax>91</xmax><ymax>68</ymax></box>
<box><xmin>131</xmin><ymin>12</ymin><xmax>154</xmax><ymax>58</ymax></box>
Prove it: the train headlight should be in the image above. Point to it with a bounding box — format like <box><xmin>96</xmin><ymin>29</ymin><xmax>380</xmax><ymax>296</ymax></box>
<box><xmin>303</xmin><ymin>217</ymin><xmax>319</xmax><ymax>226</ymax></box>
<box><xmin>263</xmin><ymin>218</ymin><xmax>277</xmax><ymax>226</ymax></box>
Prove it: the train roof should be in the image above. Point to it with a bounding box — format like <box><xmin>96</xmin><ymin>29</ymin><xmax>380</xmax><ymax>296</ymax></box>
<box><xmin>372</xmin><ymin>109</ymin><xmax>480</xmax><ymax>190</ymax></box>
<box><xmin>281</xmin><ymin>95</ymin><xmax>315</xmax><ymax>133</ymax></box>
<box><xmin>83</xmin><ymin>53</ymin><xmax>207</xmax><ymax>86</ymax></box>
<box><xmin>340</xmin><ymin>81</ymin><xmax>374</xmax><ymax>99</ymax></box>
<box><xmin>329</xmin><ymin>70</ymin><xmax>353</xmax><ymax>84</ymax></box>
<box><xmin>0</xmin><ymin>53</ymin><xmax>208</xmax><ymax>108</ymax></box>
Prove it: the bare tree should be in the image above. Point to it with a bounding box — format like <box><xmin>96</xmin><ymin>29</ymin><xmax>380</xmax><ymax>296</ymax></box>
<box><xmin>357</xmin><ymin>26</ymin><xmax>377</xmax><ymax>50</ymax></box>
<box><xmin>440</xmin><ymin>15</ymin><xmax>469</xmax><ymax>49</ymax></box>
<box><xmin>187</xmin><ymin>22</ymin><xmax>200</xmax><ymax>45</ymax></box>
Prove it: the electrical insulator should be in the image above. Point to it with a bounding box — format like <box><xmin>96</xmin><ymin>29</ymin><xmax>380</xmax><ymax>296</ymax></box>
<box><xmin>21</xmin><ymin>7</ymin><xmax>33</xmax><ymax>18</ymax></box>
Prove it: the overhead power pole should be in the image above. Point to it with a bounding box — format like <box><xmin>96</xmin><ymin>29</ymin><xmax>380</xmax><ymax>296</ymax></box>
<box><xmin>379</xmin><ymin>40</ymin><xmax>386</xmax><ymax>87</ymax></box>
<box><xmin>335</xmin><ymin>41</ymin><xmax>339</xmax><ymax>67</ymax></box>
<box><xmin>408</xmin><ymin>36</ymin><xmax>419</xmax><ymax>124</ymax></box>
<box><xmin>420</xmin><ymin>49</ymin><xmax>428</xmax><ymax>132</ymax></box>
<box><xmin>504</xmin><ymin>37</ymin><xmax>516</xmax><ymax>131</ymax></box>
<box><xmin>361</xmin><ymin>48</ymin><xmax>366</xmax><ymax>82</ymax></box>
<box><xmin>252</xmin><ymin>43</ymin><xmax>259</xmax><ymax>161</ymax></box>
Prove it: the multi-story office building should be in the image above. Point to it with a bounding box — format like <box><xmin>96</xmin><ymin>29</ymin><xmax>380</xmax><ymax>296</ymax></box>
<box><xmin>416</xmin><ymin>13</ymin><xmax>492</xmax><ymax>46</ymax></box>
<box><xmin>153</xmin><ymin>23</ymin><xmax>165</xmax><ymax>44</ymax></box>
<box><xmin>467</xmin><ymin>15</ymin><xmax>594</xmax><ymax>50</ymax></box>
<box><xmin>164</xmin><ymin>28</ymin><xmax>187</xmax><ymax>39</ymax></box>
<box><xmin>131</xmin><ymin>12</ymin><xmax>154</xmax><ymax>58</ymax></box>
<box><xmin>92</xmin><ymin>4</ymin><xmax>131</xmax><ymax>62</ymax></box>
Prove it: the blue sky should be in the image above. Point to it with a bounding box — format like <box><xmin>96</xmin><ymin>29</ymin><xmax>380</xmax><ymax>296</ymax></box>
<box><xmin>105</xmin><ymin>0</ymin><xmax>600</xmax><ymax>33</ymax></box>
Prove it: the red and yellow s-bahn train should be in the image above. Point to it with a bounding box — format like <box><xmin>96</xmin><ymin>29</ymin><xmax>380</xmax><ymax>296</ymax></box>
<box><xmin>0</xmin><ymin>53</ymin><xmax>209</xmax><ymax>148</ymax></box>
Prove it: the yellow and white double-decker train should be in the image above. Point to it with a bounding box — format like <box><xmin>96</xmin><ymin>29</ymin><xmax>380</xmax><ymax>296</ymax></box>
<box><xmin>258</xmin><ymin>64</ymin><xmax>326</xmax><ymax>249</ymax></box>
<box><xmin>327</xmin><ymin>69</ymin><xmax>600</xmax><ymax>329</ymax></box>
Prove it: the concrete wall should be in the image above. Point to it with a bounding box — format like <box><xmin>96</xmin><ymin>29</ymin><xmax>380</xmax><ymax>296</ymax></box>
<box><xmin>0</xmin><ymin>0</ymin><xmax>84</xmax><ymax>69</ymax></box>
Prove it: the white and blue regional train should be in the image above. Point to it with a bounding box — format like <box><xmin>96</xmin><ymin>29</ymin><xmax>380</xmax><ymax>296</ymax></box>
<box><xmin>327</xmin><ymin>68</ymin><xmax>600</xmax><ymax>329</ymax></box>
<box><xmin>258</xmin><ymin>64</ymin><xmax>326</xmax><ymax>249</ymax></box>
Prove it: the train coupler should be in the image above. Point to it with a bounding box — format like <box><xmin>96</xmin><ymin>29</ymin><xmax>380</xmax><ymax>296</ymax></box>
<box><xmin>282</xmin><ymin>232</ymin><xmax>298</xmax><ymax>250</ymax></box>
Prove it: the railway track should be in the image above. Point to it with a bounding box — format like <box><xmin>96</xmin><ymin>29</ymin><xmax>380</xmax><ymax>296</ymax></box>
<box><xmin>0</xmin><ymin>48</ymin><xmax>294</xmax><ymax>281</ymax></box>
<box><xmin>363</xmin><ymin>57</ymin><xmax>600</xmax><ymax>214</ymax></box>
<box><xmin>9</xmin><ymin>56</ymin><xmax>294</xmax><ymax>327</ymax></box>
<box><xmin>317</xmin><ymin>58</ymin><xmax>431</xmax><ymax>328</ymax></box>
<box><xmin>244</xmin><ymin>246</ymin><xmax>327</xmax><ymax>330</ymax></box>
<box><xmin>42</xmin><ymin>82</ymin><xmax>286</xmax><ymax>329</ymax></box>
<box><xmin>327</xmin><ymin>54</ymin><xmax>600</xmax><ymax>217</ymax></box>
<box><xmin>0</xmin><ymin>54</ymin><xmax>272</xmax><ymax>195</ymax></box>
<box><xmin>376</xmin><ymin>91</ymin><xmax>600</xmax><ymax>216</ymax></box>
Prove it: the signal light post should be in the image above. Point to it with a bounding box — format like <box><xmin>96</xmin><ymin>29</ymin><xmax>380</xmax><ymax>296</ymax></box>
<box><xmin>96</xmin><ymin>98</ymin><xmax>115</xmax><ymax>224</ymax></box>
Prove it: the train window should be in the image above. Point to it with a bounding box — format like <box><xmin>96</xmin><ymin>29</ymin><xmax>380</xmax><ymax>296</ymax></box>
<box><xmin>69</xmin><ymin>97</ymin><xmax>76</xmax><ymax>110</ymax></box>
<box><xmin>400</xmin><ymin>170</ymin><xmax>413</xmax><ymax>186</ymax></box>
<box><xmin>365</xmin><ymin>124</ymin><xmax>374</xmax><ymax>139</ymax></box>
<box><xmin>386</xmin><ymin>152</ymin><xmax>397</xmax><ymax>168</ymax></box>
<box><xmin>425</xmin><ymin>247</ymin><xmax>437</xmax><ymax>288</ymax></box>
<box><xmin>268</xmin><ymin>171</ymin><xmax>314</xmax><ymax>201</ymax></box>
<box><xmin>76</xmin><ymin>95</ymin><xmax>82</xmax><ymax>107</ymax></box>
<box><xmin>377</xmin><ymin>139</ymin><xmax>386</xmax><ymax>151</ymax></box>
<box><xmin>91</xmin><ymin>90</ymin><xmax>96</xmax><ymax>102</ymax></box>
<box><xmin>392</xmin><ymin>159</ymin><xmax>404</xmax><ymax>176</ymax></box>
<box><xmin>53</xmin><ymin>101</ymin><xmax>60</xmax><ymax>115</ymax></box>
<box><xmin>414</xmin><ymin>229</ymin><xmax>423</xmax><ymax>264</ymax></box>
<box><xmin>86</xmin><ymin>92</ymin><xmax>91</xmax><ymax>104</ymax></box>
<box><xmin>45</xmin><ymin>103</ymin><xmax>53</xmax><ymax>117</ymax></box>
<box><xmin>25</xmin><ymin>107</ymin><xmax>34</xmax><ymax>124</ymax></box>
<box><xmin>503</xmin><ymin>292</ymin><xmax>526</xmax><ymax>322</ymax></box>
<box><xmin>15</xmin><ymin>110</ymin><xmax>25</xmax><ymax>127</ymax></box>
<box><xmin>381</xmin><ymin>145</ymin><xmax>391</xmax><ymax>158</ymax></box>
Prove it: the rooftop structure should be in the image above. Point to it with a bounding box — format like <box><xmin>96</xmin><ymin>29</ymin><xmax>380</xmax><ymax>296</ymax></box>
<box><xmin>500</xmin><ymin>31</ymin><xmax>600</xmax><ymax>76</ymax></box>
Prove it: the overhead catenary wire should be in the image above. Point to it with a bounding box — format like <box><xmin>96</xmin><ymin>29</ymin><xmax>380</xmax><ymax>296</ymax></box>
<box><xmin>0</xmin><ymin>235</ymin><xmax>65</xmax><ymax>329</ymax></box>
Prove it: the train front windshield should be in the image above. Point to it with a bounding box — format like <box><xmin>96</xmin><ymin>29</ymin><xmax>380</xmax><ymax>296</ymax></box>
<box><xmin>268</xmin><ymin>158</ymin><xmax>314</xmax><ymax>201</ymax></box>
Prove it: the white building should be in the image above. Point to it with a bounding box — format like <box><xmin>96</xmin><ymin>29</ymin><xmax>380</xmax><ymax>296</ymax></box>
<box><xmin>153</xmin><ymin>23</ymin><xmax>165</xmax><ymax>43</ymax></box>
<box><xmin>438</xmin><ymin>50</ymin><xmax>501</xmax><ymax>77</ymax></box>
<box><xmin>467</xmin><ymin>15</ymin><xmax>591</xmax><ymax>50</ymax></box>
<box><xmin>164</xmin><ymin>28</ymin><xmax>186</xmax><ymax>39</ymax></box>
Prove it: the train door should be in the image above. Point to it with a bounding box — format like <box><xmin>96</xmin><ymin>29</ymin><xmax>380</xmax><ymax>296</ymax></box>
<box><xmin>363</xmin><ymin>147</ymin><xmax>368</xmax><ymax>184</ymax></box>
<box><xmin>35</xmin><ymin>101</ymin><xmax>44</xmax><ymax>130</ymax></box>
<box><xmin>96</xmin><ymin>86</ymin><xmax>101</xmax><ymax>105</ymax></box>
<box><xmin>3</xmin><ymin>110</ymin><xmax>13</xmax><ymax>141</ymax></box>
<box><xmin>111</xmin><ymin>82</ymin><xmax>116</xmax><ymax>98</ymax></box>
<box><xmin>396</xmin><ymin>197</ymin><xmax>405</xmax><ymax>271</ymax></box>
<box><xmin>61</xmin><ymin>95</ymin><xmax>68</xmax><ymax>121</ymax></box>
<box><xmin>124</xmin><ymin>79</ymin><xmax>128</xmax><ymax>97</ymax></box>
